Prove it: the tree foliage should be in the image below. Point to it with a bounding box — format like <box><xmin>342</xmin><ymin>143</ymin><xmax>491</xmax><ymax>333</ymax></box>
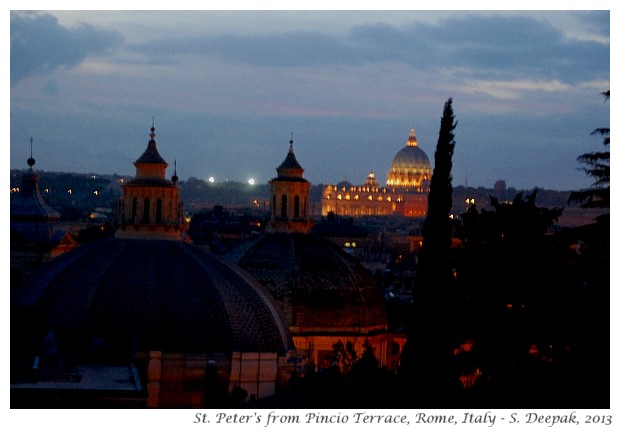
<box><xmin>568</xmin><ymin>90</ymin><xmax>610</xmax><ymax>212</ymax></box>
<box><xmin>417</xmin><ymin>97</ymin><xmax>457</xmax><ymax>291</ymax></box>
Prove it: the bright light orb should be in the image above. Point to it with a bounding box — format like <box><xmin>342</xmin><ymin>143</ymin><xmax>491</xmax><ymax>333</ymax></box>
<box><xmin>248</xmin><ymin>178</ymin><xmax>255</xmax><ymax>185</ymax></box>
<box><xmin>208</xmin><ymin>177</ymin><xmax>215</xmax><ymax>183</ymax></box>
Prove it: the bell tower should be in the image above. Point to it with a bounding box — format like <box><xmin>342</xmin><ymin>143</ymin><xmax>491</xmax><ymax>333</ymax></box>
<box><xmin>116</xmin><ymin>125</ymin><xmax>185</xmax><ymax>240</ymax></box>
<box><xmin>268</xmin><ymin>137</ymin><xmax>312</xmax><ymax>233</ymax></box>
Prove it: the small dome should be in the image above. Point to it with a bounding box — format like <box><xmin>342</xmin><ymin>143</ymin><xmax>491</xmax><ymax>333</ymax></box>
<box><xmin>386</xmin><ymin>128</ymin><xmax>432</xmax><ymax>190</ymax></box>
<box><xmin>336</xmin><ymin>178</ymin><xmax>354</xmax><ymax>190</ymax></box>
<box><xmin>363</xmin><ymin>171</ymin><xmax>380</xmax><ymax>188</ymax></box>
<box><xmin>11</xmin><ymin>167</ymin><xmax>61</xmax><ymax>246</ymax></box>
<box><xmin>11</xmin><ymin>238</ymin><xmax>293</xmax><ymax>355</ymax></box>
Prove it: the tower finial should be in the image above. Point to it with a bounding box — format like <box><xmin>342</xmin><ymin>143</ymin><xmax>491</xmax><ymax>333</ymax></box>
<box><xmin>172</xmin><ymin>159</ymin><xmax>179</xmax><ymax>184</ymax></box>
<box><xmin>27</xmin><ymin>137</ymin><xmax>36</xmax><ymax>169</ymax></box>
<box><xmin>289</xmin><ymin>132</ymin><xmax>294</xmax><ymax>152</ymax></box>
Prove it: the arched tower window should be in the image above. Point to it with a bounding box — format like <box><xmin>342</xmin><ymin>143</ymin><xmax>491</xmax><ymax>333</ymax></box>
<box><xmin>272</xmin><ymin>194</ymin><xmax>277</xmax><ymax>216</ymax></box>
<box><xmin>294</xmin><ymin>195</ymin><xmax>300</xmax><ymax>218</ymax></box>
<box><xmin>142</xmin><ymin>198</ymin><xmax>150</xmax><ymax>224</ymax></box>
<box><xmin>281</xmin><ymin>194</ymin><xmax>288</xmax><ymax>218</ymax></box>
<box><xmin>156</xmin><ymin>198</ymin><xmax>163</xmax><ymax>224</ymax></box>
<box><xmin>131</xmin><ymin>197</ymin><xmax>137</xmax><ymax>223</ymax></box>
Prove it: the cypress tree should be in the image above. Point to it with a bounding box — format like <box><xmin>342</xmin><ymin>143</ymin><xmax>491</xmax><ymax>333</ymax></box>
<box><xmin>399</xmin><ymin>98</ymin><xmax>458</xmax><ymax>406</ymax></box>
<box><xmin>417</xmin><ymin>97</ymin><xmax>457</xmax><ymax>296</ymax></box>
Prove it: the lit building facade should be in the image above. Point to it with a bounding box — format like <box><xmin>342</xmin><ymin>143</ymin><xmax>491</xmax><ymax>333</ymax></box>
<box><xmin>322</xmin><ymin>129</ymin><xmax>431</xmax><ymax>218</ymax></box>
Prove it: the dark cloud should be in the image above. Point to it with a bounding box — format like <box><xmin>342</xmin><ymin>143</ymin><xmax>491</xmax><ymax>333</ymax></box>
<box><xmin>10</xmin><ymin>11</ymin><xmax>123</xmax><ymax>86</ymax></box>
<box><xmin>131</xmin><ymin>13</ymin><xmax>608</xmax><ymax>84</ymax></box>
<box><xmin>131</xmin><ymin>31</ymin><xmax>358</xmax><ymax>67</ymax></box>
<box><xmin>411</xmin><ymin>15</ymin><xmax>609</xmax><ymax>82</ymax></box>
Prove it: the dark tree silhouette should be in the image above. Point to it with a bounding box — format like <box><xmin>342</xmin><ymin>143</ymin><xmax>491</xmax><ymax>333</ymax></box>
<box><xmin>453</xmin><ymin>189</ymin><xmax>611</xmax><ymax>408</ymax></box>
<box><xmin>417</xmin><ymin>97</ymin><xmax>457</xmax><ymax>291</ymax></box>
<box><xmin>569</xmin><ymin>90</ymin><xmax>610</xmax><ymax>219</ymax></box>
<box><xmin>400</xmin><ymin>98</ymin><xmax>459</xmax><ymax>406</ymax></box>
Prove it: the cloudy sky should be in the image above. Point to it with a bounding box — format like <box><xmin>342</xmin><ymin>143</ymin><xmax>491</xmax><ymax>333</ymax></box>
<box><xmin>9</xmin><ymin>7</ymin><xmax>611</xmax><ymax>191</ymax></box>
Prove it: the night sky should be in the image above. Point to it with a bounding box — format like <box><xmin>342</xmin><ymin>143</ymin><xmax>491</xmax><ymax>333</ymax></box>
<box><xmin>9</xmin><ymin>8</ymin><xmax>611</xmax><ymax>191</ymax></box>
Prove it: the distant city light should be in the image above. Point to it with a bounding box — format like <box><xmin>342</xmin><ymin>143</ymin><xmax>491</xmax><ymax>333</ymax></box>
<box><xmin>208</xmin><ymin>177</ymin><xmax>215</xmax><ymax>183</ymax></box>
<box><xmin>248</xmin><ymin>178</ymin><xmax>255</xmax><ymax>185</ymax></box>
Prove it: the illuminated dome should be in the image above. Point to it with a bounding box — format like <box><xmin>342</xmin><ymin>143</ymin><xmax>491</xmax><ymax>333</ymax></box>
<box><xmin>386</xmin><ymin>129</ymin><xmax>431</xmax><ymax>191</ymax></box>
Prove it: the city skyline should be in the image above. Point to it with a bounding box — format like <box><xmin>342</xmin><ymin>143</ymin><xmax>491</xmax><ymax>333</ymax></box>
<box><xmin>9</xmin><ymin>8</ymin><xmax>611</xmax><ymax>192</ymax></box>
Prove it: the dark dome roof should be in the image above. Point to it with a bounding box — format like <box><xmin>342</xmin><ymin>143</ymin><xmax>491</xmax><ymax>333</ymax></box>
<box><xmin>235</xmin><ymin>233</ymin><xmax>387</xmax><ymax>331</ymax></box>
<box><xmin>11</xmin><ymin>170</ymin><xmax>62</xmax><ymax>246</ymax></box>
<box><xmin>135</xmin><ymin>128</ymin><xmax>167</xmax><ymax>165</ymax></box>
<box><xmin>11</xmin><ymin>238</ymin><xmax>292</xmax><ymax>355</ymax></box>
<box><xmin>336</xmin><ymin>179</ymin><xmax>354</xmax><ymax>189</ymax></box>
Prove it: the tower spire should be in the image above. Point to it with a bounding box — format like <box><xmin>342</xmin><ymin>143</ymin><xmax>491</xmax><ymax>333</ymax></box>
<box><xmin>27</xmin><ymin>137</ymin><xmax>35</xmax><ymax>169</ymax></box>
<box><xmin>172</xmin><ymin>159</ymin><xmax>179</xmax><ymax>184</ymax></box>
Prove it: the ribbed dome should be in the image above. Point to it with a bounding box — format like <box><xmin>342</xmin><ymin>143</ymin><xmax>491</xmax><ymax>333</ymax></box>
<box><xmin>235</xmin><ymin>233</ymin><xmax>387</xmax><ymax>332</ymax></box>
<box><xmin>386</xmin><ymin>128</ymin><xmax>431</xmax><ymax>190</ymax></box>
<box><xmin>11</xmin><ymin>238</ymin><xmax>293</xmax><ymax>356</ymax></box>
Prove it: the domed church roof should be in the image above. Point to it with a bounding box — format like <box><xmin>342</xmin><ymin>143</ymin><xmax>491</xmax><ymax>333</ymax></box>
<box><xmin>11</xmin><ymin>234</ymin><xmax>293</xmax><ymax>356</ymax></box>
<box><xmin>10</xmin><ymin>141</ymin><xmax>62</xmax><ymax>246</ymax></box>
<box><xmin>386</xmin><ymin>128</ymin><xmax>432</xmax><ymax>190</ymax></box>
<box><xmin>235</xmin><ymin>233</ymin><xmax>387</xmax><ymax>332</ymax></box>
